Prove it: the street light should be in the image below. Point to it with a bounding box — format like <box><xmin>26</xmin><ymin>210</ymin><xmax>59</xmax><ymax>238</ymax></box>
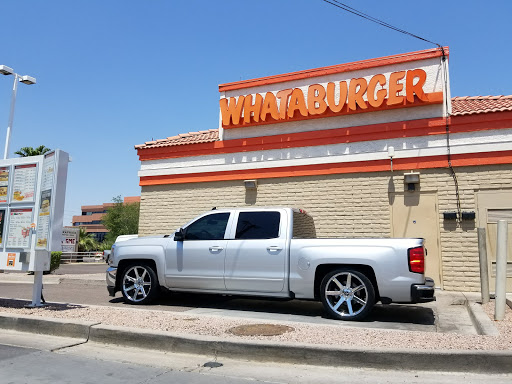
<box><xmin>0</xmin><ymin>65</ymin><xmax>37</xmax><ymax>159</ymax></box>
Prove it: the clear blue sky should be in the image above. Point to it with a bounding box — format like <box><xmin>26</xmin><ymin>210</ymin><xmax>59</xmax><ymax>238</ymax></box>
<box><xmin>1</xmin><ymin>0</ymin><xmax>511</xmax><ymax>225</ymax></box>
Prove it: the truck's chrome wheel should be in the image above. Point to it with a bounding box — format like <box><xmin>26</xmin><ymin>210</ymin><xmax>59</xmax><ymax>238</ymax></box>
<box><xmin>121</xmin><ymin>264</ymin><xmax>158</xmax><ymax>304</ymax></box>
<box><xmin>320</xmin><ymin>269</ymin><xmax>375</xmax><ymax>321</ymax></box>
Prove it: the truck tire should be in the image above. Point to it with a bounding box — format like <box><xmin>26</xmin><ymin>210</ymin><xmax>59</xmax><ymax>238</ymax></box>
<box><xmin>121</xmin><ymin>263</ymin><xmax>159</xmax><ymax>305</ymax></box>
<box><xmin>320</xmin><ymin>268</ymin><xmax>375</xmax><ymax>321</ymax></box>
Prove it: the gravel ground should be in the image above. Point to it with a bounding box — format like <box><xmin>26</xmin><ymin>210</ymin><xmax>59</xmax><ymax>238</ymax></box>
<box><xmin>1</xmin><ymin>298</ymin><xmax>511</xmax><ymax>351</ymax></box>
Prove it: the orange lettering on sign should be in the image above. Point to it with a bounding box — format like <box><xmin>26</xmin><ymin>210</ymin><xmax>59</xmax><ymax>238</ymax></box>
<box><xmin>307</xmin><ymin>84</ymin><xmax>328</xmax><ymax>115</ymax></box>
<box><xmin>406</xmin><ymin>69</ymin><xmax>428</xmax><ymax>103</ymax></box>
<box><xmin>276</xmin><ymin>89</ymin><xmax>293</xmax><ymax>119</ymax></box>
<box><xmin>326</xmin><ymin>81</ymin><xmax>348</xmax><ymax>113</ymax></box>
<box><xmin>220</xmin><ymin>69</ymin><xmax>438</xmax><ymax>129</ymax></box>
<box><xmin>348</xmin><ymin>78</ymin><xmax>368</xmax><ymax>111</ymax></box>
<box><xmin>220</xmin><ymin>96</ymin><xmax>245</xmax><ymax>126</ymax></box>
<box><xmin>287</xmin><ymin>88</ymin><xmax>308</xmax><ymax>118</ymax></box>
<box><xmin>367</xmin><ymin>74</ymin><xmax>387</xmax><ymax>108</ymax></box>
<box><xmin>260</xmin><ymin>92</ymin><xmax>280</xmax><ymax>121</ymax></box>
<box><xmin>387</xmin><ymin>71</ymin><xmax>406</xmax><ymax>106</ymax></box>
<box><xmin>243</xmin><ymin>94</ymin><xmax>263</xmax><ymax>124</ymax></box>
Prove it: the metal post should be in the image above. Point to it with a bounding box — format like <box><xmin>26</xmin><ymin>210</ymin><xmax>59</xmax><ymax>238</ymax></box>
<box><xmin>495</xmin><ymin>220</ymin><xmax>507</xmax><ymax>321</ymax></box>
<box><xmin>29</xmin><ymin>270</ymin><xmax>44</xmax><ymax>307</ymax></box>
<box><xmin>4</xmin><ymin>74</ymin><xmax>19</xmax><ymax>159</ymax></box>
<box><xmin>477</xmin><ymin>228</ymin><xmax>490</xmax><ymax>304</ymax></box>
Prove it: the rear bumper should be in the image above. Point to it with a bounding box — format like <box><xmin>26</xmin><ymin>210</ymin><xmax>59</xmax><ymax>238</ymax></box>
<box><xmin>411</xmin><ymin>277</ymin><xmax>436</xmax><ymax>303</ymax></box>
<box><xmin>106</xmin><ymin>267</ymin><xmax>117</xmax><ymax>297</ymax></box>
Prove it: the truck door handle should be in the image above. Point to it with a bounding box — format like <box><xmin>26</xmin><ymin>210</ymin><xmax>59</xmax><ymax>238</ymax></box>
<box><xmin>209</xmin><ymin>246</ymin><xmax>224</xmax><ymax>252</ymax></box>
<box><xmin>267</xmin><ymin>246</ymin><xmax>283</xmax><ymax>251</ymax></box>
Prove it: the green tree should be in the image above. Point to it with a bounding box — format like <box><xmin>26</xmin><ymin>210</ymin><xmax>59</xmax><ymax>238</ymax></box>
<box><xmin>102</xmin><ymin>195</ymin><xmax>140</xmax><ymax>243</ymax></box>
<box><xmin>78</xmin><ymin>227</ymin><xmax>99</xmax><ymax>252</ymax></box>
<box><xmin>14</xmin><ymin>145</ymin><xmax>51</xmax><ymax>157</ymax></box>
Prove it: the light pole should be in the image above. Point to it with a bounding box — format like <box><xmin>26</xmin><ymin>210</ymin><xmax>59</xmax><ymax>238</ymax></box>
<box><xmin>0</xmin><ymin>65</ymin><xmax>37</xmax><ymax>160</ymax></box>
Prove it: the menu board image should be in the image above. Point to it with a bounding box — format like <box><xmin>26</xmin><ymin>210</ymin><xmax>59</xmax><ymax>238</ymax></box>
<box><xmin>41</xmin><ymin>152</ymin><xmax>55</xmax><ymax>191</ymax></box>
<box><xmin>36</xmin><ymin>189</ymin><xmax>52</xmax><ymax>249</ymax></box>
<box><xmin>0</xmin><ymin>209</ymin><xmax>5</xmax><ymax>244</ymax></box>
<box><xmin>7</xmin><ymin>208</ymin><xmax>33</xmax><ymax>249</ymax></box>
<box><xmin>0</xmin><ymin>167</ymin><xmax>9</xmax><ymax>203</ymax></box>
<box><xmin>12</xmin><ymin>164</ymin><xmax>37</xmax><ymax>203</ymax></box>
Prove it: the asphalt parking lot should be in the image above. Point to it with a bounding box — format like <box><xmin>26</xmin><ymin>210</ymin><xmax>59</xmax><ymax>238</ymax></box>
<box><xmin>1</xmin><ymin>262</ymin><xmax>473</xmax><ymax>333</ymax></box>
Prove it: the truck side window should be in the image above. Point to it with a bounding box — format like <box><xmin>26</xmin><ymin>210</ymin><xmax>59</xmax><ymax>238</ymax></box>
<box><xmin>235</xmin><ymin>212</ymin><xmax>280</xmax><ymax>239</ymax></box>
<box><xmin>184</xmin><ymin>213</ymin><xmax>230</xmax><ymax>240</ymax></box>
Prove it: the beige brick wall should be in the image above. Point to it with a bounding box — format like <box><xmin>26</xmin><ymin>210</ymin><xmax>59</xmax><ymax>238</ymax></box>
<box><xmin>139</xmin><ymin>173</ymin><xmax>392</xmax><ymax>238</ymax></box>
<box><xmin>140</xmin><ymin>164</ymin><xmax>512</xmax><ymax>292</ymax></box>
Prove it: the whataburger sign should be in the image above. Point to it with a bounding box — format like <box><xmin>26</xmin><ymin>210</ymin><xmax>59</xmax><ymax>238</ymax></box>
<box><xmin>220</xmin><ymin>53</ymin><xmax>445</xmax><ymax>129</ymax></box>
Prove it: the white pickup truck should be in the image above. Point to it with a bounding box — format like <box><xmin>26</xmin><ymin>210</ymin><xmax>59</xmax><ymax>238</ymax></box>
<box><xmin>106</xmin><ymin>207</ymin><xmax>435</xmax><ymax>321</ymax></box>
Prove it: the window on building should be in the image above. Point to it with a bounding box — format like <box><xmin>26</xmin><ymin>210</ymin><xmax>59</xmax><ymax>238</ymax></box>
<box><xmin>184</xmin><ymin>212</ymin><xmax>230</xmax><ymax>240</ymax></box>
<box><xmin>235</xmin><ymin>211</ymin><xmax>280</xmax><ymax>239</ymax></box>
<box><xmin>91</xmin><ymin>232</ymin><xmax>106</xmax><ymax>242</ymax></box>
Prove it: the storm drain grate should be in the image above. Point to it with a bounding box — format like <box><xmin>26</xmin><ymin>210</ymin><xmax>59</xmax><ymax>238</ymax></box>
<box><xmin>203</xmin><ymin>362</ymin><xmax>223</xmax><ymax>368</ymax></box>
<box><xmin>228</xmin><ymin>324</ymin><xmax>294</xmax><ymax>336</ymax></box>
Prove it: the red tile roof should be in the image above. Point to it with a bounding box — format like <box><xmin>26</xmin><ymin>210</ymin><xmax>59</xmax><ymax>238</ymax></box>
<box><xmin>451</xmin><ymin>95</ymin><xmax>512</xmax><ymax>116</ymax></box>
<box><xmin>136</xmin><ymin>96</ymin><xmax>512</xmax><ymax>150</ymax></box>
<box><xmin>135</xmin><ymin>129</ymin><xmax>219</xmax><ymax>150</ymax></box>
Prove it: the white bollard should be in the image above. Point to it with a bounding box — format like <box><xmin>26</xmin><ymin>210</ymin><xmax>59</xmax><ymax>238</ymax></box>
<box><xmin>477</xmin><ymin>228</ymin><xmax>490</xmax><ymax>304</ymax></box>
<box><xmin>29</xmin><ymin>270</ymin><xmax>44</xmax><ymax>307</ymax></box>
<box><xmin>494</xmin><ymin>220</ymin><xmax>508</xmax><ymax>321</ymax></box>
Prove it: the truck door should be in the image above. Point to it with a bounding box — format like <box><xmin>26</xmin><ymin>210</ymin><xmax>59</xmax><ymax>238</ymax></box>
<box><xmin>224</xmin><ymin>210</ymin><xmax>287</xmax><ymax>293</ymax></box>
<box><xmin>165</xmin><ymin>212</ymin><xmax>231</xmax><ymax>290</ymax></box>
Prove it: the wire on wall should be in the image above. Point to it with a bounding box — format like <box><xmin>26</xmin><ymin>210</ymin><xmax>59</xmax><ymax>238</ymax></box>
<box><xmin>320</xmin><ymin>0</ymin><xmax>463</xmax><ymax>221</ymax></box>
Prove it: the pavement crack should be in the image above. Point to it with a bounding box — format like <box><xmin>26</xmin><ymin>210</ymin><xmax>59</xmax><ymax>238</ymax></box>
<box><xmin>50</xmin><ymin>321</ymin><xmax>101</xmax><ymax>353</ymax></box>
<box><xmin>50</xmin><ymin>339</ymin><xmax>88</xmax><ymax>352</ymax></box>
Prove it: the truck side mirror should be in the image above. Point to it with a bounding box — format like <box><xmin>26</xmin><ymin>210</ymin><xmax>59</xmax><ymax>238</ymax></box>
<box><xmin>174</xmin><ymin>228</ymin><xmax>185</xmax><ymax>242</ymax></box>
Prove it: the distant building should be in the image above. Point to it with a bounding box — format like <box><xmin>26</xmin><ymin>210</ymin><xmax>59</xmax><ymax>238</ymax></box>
<box><xmin>72</xmin><ymin>196</ymin><xmax>140</xmax><ymax>242</ymax></box>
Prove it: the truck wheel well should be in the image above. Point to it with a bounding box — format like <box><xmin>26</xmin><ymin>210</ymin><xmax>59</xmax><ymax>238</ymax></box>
<box><xmin>314</xmin><ymin>264</ymin><xmax>380</xmax><ymax>301</ymax></box>
<box><xmin>116</xmin><ymin>259</ymin><xmax>158</xmax><ymax>291</ymax></box>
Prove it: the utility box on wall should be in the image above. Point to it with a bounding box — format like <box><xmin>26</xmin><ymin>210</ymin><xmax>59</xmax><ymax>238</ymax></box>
<box><xmin>0</xmin><ymin>150</ymin><xmax>69</xmax><ymax>272</ymax></box>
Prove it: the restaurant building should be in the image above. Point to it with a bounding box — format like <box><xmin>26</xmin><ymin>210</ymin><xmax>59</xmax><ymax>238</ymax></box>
<box><xmin>135</xmin><ymin>47</ymin><xmax>512</xmax><ymax>292</ymax></box>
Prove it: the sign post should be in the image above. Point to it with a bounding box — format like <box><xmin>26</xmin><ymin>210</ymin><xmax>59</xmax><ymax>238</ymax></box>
<box><xmin>0</xmin><ymin>150</ymin><xmax>69</xmax><ymax>306</ymax></box>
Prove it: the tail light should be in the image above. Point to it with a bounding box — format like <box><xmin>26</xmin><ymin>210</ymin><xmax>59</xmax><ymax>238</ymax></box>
<box><xmin>408</xmin><ymin>246</ymin><xmax>425</xmax><ymax>274</ymax></box>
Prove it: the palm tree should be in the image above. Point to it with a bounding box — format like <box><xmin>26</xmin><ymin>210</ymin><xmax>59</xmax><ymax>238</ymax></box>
<box><xmin>78</xmin><ymin>227</ymin><xmax>99</xmax><ymax>252</ymax></box>
<box><xmin>14</xmin><ymin>145</ymin><xmax>51</xmax><ymax>157</ymax></box>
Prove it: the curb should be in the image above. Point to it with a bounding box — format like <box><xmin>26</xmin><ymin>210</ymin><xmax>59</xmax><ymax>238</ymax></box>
<box><xmin>0</xmin><ymin>313</ymin><xmax>98</xmax><ymax>340</ymax></box>
<box><xmin>1</xmin><ymin>312</ymin><xmax>511</xmax><ymax>374</ymax></box>
<box><xmin>466</xmin><ymin>301</ymin><xmax>500</xmax><ymax>336</ymax></box>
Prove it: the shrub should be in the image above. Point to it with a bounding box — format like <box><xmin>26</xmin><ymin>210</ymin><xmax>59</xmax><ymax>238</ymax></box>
<box><xmin>50</xmin><ymin>252</ymin><xmax>62</xmax><ymax>273</ymax></box>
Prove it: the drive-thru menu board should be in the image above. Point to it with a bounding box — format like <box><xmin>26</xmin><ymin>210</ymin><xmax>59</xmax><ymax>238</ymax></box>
<box><xmin>7</xmin><ymin>208</ymin><xmax>33</xmax><ymax>248</ymax></box>
<box><xmin>36</xmin><ymin>153</ymin><xmax>55</xmax><ymax>249</ymax></box>
<box><xmin>0</xmin><ymin>150</ymin><xmax>69</xmax><ymax>273</ymax></box>
<box><xmin>12</xmin><ymin>164</ymin><xmax>37</xmax><ymax>203</ymax></box>
<box><xmin>0</xmin><ymin>167</ymin><xmax>8</xmax><ymax>203</ymax></box>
